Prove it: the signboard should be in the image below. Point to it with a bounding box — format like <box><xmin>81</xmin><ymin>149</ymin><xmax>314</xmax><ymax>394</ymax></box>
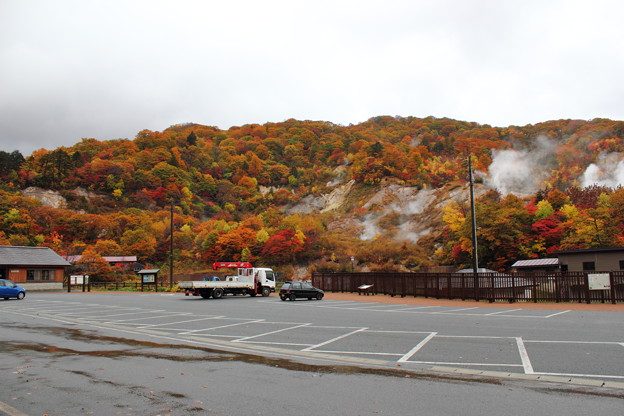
<box><xmin>142</xmin><ymin>274</ymin><xmax>155</xmax><ymax>283</ymax></box>
<box><xmin>588</xmin><ymin>273</ymin><xmax>610</xmax><ymax>290</ymax></box>
<box><xmin>70</xmin><ymin>275</ymin><xmax>89</xmax><ymax>285</ymax></box>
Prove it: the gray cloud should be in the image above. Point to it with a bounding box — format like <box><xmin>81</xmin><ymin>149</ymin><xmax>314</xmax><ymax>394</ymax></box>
<box><xmin>1</xmin><ymin>0</ymin><xmax>623</xmax><ymax>156</ymax></box>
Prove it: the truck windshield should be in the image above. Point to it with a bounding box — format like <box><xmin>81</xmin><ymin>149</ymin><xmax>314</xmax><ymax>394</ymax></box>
<box><xmin>265</xmin><ymin>271</ymin><xmax>275</xmax><ymax>281</ymax></box>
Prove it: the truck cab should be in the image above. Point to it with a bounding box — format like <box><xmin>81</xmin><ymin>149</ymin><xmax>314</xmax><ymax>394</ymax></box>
<box><xmin>238</xmin><ymin>267</ymin><xmax>276</xmax><ymax>292</ymax></box>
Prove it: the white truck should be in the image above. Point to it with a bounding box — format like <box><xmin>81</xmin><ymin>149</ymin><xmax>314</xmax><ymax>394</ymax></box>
<box><xmin>179</xmin><ymin>262</ymin><xmax>276</xmax><ymax>299</ymax></box>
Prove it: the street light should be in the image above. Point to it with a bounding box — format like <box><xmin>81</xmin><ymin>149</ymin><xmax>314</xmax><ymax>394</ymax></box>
<box><xmin>350</xmin><ymin>256</ymin><xmax>355</xmax><ymax>272</ymax></box>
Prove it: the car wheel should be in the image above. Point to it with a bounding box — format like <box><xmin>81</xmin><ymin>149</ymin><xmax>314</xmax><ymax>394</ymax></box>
<box><xmin>17</xmin><ymin>292</ymin><xmax>25</xmax><ymax>300</ymax></box>
<box><xmin>316</xmin><ymin>293</ymin><xmax>323</xmax><ymax>300</ymax></box>
<box><xmin>280</xmin><ymin>296</ymin><xmax>286</xmax><ymax>301</ymax></box>
<box><xmin>212</xmin><ymin>288</ymin><xmax>224</xmax><ymax>299</ymax></box>
<box><xmin>289</xmin><ymin>293</ymin><xmax>296</xmax><ymax>301</ymax></box>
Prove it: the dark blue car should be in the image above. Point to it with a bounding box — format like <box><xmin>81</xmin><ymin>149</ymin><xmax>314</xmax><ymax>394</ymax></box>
<box><xmin>0</xmin><ymin>279</ymin><xmax>26</xmax><ymax>300</ymax></box>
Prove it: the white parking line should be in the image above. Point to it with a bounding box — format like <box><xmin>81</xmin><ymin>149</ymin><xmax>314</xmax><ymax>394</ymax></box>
<box><xmin>61</xmin><ymin>307</ymin><xmax>142</xmax><ymax>316</ymax></box>
<box><xmin>532</xmin><ymin>371</ymin><xmax>624</xmax><ymax>380</ymax></box>
<box><xmin>302</xmin><ymin>327</ymin><xmax>368</xmax><ymax>351</ymax></box>
<box><xmin>397</xmin><ymin>332</ymin><xmax>437</xmax><ymax>362</ymax></box>
<box><xmin>385</xmin><ymin>306</ymin><xmax>440</xmax><ymax>312</ymax></box>
<box><xmin>543</xmin><ymin>310</ymin><xmax>571</xmax><ymax>318</ymax></box>
<box><xmin>516</xmin><ymin>337</ymin><xmax>534</xmax><ymax>374</ymax></box>
<box><xmin>266</xmin><ymin>301</ymin><xmax>566</xmax><ymax>319</ymax></box>
<box><xmin>313</xmin><ymin>350</ymin><xmax>405</xmax><ymax>357</ymax></box>
<box><xmin>137</xmin><ymin>315</ymin><xmax>226</xmax><ymax>328</ymax></box>
<box><xmin>179</xmin><ymin>319</ymin><xmax>265</xmax><ymax>335</ymax></box>
<box><xmin>405</xmin><ymin>361</ymin><xmax>524</xmax><ymax>367</ymax></box>
<box><xmin>235</xmin><ymin>323</ymin><xmax>311</xmax><ymax>342</ymax></box>
<box><xmin>486</xmin><ymin>308</ymin><xmax>521</xmax><ymax>316</ymax></box>
<box><xmin>343</xmin><ymin>304</ymin><xmax>403</xmax><ymax>310</ymax></box>
<box><xmin>436</xmin><ymin>307</ymin><xmax>479</xmax><ymax>313</ymax></box>
<box><xmin>85</xmin><ymin>309</ymin><xmax>155</xmax><ymax>318</ymax></box>
<box><xmin>106</xmin><ymin>312</ymin><xmax>188</xmax><ymax>323</ymax></box>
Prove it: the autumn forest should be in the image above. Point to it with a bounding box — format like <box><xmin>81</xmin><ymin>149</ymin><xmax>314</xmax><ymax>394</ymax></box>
<box><xmin>1</xmin><ymin>116</ymin><xmax>624</xmax><ymax>280</ymax></box>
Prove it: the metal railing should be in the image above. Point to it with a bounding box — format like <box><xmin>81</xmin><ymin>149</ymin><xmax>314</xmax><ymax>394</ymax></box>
<box><xmin>311</xmin><ymin>271</ymin><xmax>624</xmax><ymax>304</ymax></box>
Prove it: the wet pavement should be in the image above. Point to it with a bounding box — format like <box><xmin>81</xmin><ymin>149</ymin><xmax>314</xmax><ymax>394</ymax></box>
<box><xmin>1</xmin><ymin>292</ymin><xmax>623</xmax><ymax>415</ymax></box>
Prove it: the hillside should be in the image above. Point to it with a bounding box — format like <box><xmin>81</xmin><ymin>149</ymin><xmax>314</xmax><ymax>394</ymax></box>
<box><xmin>1</xmin><ymin>116</ymin><xmax>624</xmax><ymax>279</ymax></box>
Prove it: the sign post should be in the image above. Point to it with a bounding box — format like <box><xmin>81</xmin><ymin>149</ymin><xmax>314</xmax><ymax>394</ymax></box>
<box><xmin>138</xmin><ymin>269</ymin><xmax>160</xmax><ymax>292</ymax></box>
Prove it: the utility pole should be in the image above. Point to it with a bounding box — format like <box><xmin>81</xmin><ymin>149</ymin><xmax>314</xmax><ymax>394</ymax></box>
<box><xmin>169</xmin><ymin>203</ymin><xmax>174</xmax><ymax>289</ymax></box>
<box><xmin>468</xmin><ymin>155</ymin><xmax>479</xmax><ymax>274</ymax></box>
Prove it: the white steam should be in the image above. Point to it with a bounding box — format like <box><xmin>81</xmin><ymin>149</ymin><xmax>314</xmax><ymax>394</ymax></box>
<box><xmin>486</xmin><ymin>136</ymin><xmax>557</xmax><ymax>196</ymax></box>
<box><xmin>358</xmin><ymin>187</ymin><xmax>436</xmax><ymax>242</ymax></box>
<box><xmin>359</xmin><ymin>213</ymin><xmax>381</xmax><ymax>241</ymax></box>
<box><xmin>581</xmin><ymin>152</ymin><xmax>624</xmax><ymax>188</ymax></box>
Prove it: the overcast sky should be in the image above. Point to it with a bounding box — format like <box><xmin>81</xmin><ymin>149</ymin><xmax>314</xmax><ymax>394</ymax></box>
<box><xmin>1</xmin><ymin>0</ymin><xmax>623</xmax><ymax>157</ymax></box>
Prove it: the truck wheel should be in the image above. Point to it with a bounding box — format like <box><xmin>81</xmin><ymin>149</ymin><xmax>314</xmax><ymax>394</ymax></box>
<box><xmin>212</xmin><ymin>288</ymin><xmax>224</xmax><ymax>299</ymax></box>
<box><xmin>199</xmin><ymin>290</ymin><xmax>211</xmax><ymax>299</ymax></box>
<box><xmin>261</xmin><ymin>287</ymin><xmax>271</xmax><ymax>297</ymax></box>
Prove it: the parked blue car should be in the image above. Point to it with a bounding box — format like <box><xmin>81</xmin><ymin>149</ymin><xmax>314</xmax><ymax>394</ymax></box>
<box><xmin>0</xmin><ymin>279</ymin><xmax>26</xmax><ymax>300</ymax></box>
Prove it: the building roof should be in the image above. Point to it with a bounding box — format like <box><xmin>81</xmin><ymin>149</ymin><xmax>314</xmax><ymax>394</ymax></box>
<box><xmin>0</xmin><ymin>246</ymin><xmax>70</xmax><ymax>266</ymax></box>
<box><xmin>456</xmin><ymin>268</ymin><xmax>499</xmax><ymax>273</ymax></box>
<box><xmin>511</xmin><ymin>258</ymin><xmax>559</xmax><ymax>268</ymax></box>
<box><xmin>554</xmin><ymin>247</ymin><xmax>624</xmax><ymax>255</ymax></box>
<box><xmin>138</xmin><ymin>269</ymin><xmax>160</xmax><ymax>274</ymax></box>
<box><xmin>64</xmin><ymin>255</ymin><xmax>138</xmax><ymax>263</ymax></box>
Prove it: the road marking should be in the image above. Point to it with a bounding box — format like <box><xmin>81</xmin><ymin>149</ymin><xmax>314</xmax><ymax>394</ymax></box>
<box><xmin>485</xmin><ymin>308</ymin><xmax>521</xmax><ymax>316</ymax></box>
<box><xmin>302</xmin><ymin>327</ymin><xmax>368</xmax><ymax>351</ymax></box>
<box><xmin>313</xmin><ymin>350</ymin><xmax>405</xmax><ymax>356</ymax></box>
<box><xmin>179</xmin><ymin>319</ymin><xmax>265</xmax><ymax>334</ymax></box>
<box><xmin>104</xmin><ymin>312</ymin><xmax>188</xmax><ymax>323</ymax></box>
<box><xmin>524</xmin><ymin>340</ymin><xmax>623</xmax><ymax>344</ymax></box>
<box><xmin>266</xmin><ymin>301</ymin><xmax>564</xmax><ymax>319</ymax></box>
<box><xmin>136</xmin><ymin>315</ymin><xmax>226</xmax><ymax>328</ymax></box>
<box><xmin>532</xmin><ymin>371</ymin><xmax>624</xmax><ymax>380</ymax></box>
<box><xmin>385</xmin><ymin>306</ymin><xmax>440</xmax><ymax>312</ymax></box>
<box><xmin>516</xmin><ymin>337</ymin><xmax>534</xmax><ymax>374</ymax></box>
<box><xmin>404</xmin><ymin>361</ymin><xmax>524</xmax><ymax>367</ymax></box>
<box><xmin>398</xmin><ymin>332</ymin><xmax>437</xmax><ymax>362</ymax></box>
<box><xmin>234</xmin><ymin>323</ymin><xmax>311</xmax><ymax>342</ymax></box>
<box><xmin>436</xmin><ymin>307</ymin><xmax>479</xmax><ymax>313</ymax></box>
<box><xmin>343</xmin><ymin>304</ymin><xmax>403</xmax><ymax>310</ymax></box>
<box><xmin>543</xmin><ymin>310</ymin><xmax>571</xmax><ymax>318</ymax></box>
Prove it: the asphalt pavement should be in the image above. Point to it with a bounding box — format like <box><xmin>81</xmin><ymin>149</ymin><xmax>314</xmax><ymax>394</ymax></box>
<box><xmin>1</xmin><ymin>292</ymin><xmax>623</xmax><ymax>416</ymax></box>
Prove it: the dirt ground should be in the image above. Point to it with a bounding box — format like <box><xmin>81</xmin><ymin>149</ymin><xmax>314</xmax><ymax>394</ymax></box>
<box><xmin>325</xmin><ymin>291</ymin><xmax>624</xmax><ymax>311</ymax></box>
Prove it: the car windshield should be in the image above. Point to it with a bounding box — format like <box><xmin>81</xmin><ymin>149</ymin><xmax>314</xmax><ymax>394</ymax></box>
<box><xmin>301</xmin><ymin>283</ymin><xmax>313</xmax><ymax>289</ymax></box>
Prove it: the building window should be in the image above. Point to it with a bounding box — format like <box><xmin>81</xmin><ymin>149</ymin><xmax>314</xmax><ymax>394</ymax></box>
<box><xmin>26</xmin><ymin>269</ymin><xmax>54</xmax><ymax>281</ymax></box>
<box><xmin>582</xmin><ymin>262</ymin><xmax>596</xmax><ymax>271</ymax></box>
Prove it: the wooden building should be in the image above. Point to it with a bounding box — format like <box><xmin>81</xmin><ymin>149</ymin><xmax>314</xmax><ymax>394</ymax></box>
<box><xmin>554</xmin><ymin>247</ymin><xmax>624</xmax><ymax>272</ymax></box>
<box><xmin>0</xmin><ymin>246</ymin><xmax>70</xmax><ymax>290</ymax></box>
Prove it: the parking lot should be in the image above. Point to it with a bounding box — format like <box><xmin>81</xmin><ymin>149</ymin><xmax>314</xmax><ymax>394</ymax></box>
<box><xmin>2</xmin><ymin>292</ymin><xmax>624</xmax><ymax>416</ymax></box>
<box><xmin>2</xmin><ymin>293</ymin><xmax>623</xmax><ymax>384</ymax></box>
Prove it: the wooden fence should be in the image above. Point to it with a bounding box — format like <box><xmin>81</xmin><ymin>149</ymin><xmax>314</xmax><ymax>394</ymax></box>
<box><xmin>311</xmin><ymin>271</ymin><xmax>624</xmax><ymax>304</ymax></box>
